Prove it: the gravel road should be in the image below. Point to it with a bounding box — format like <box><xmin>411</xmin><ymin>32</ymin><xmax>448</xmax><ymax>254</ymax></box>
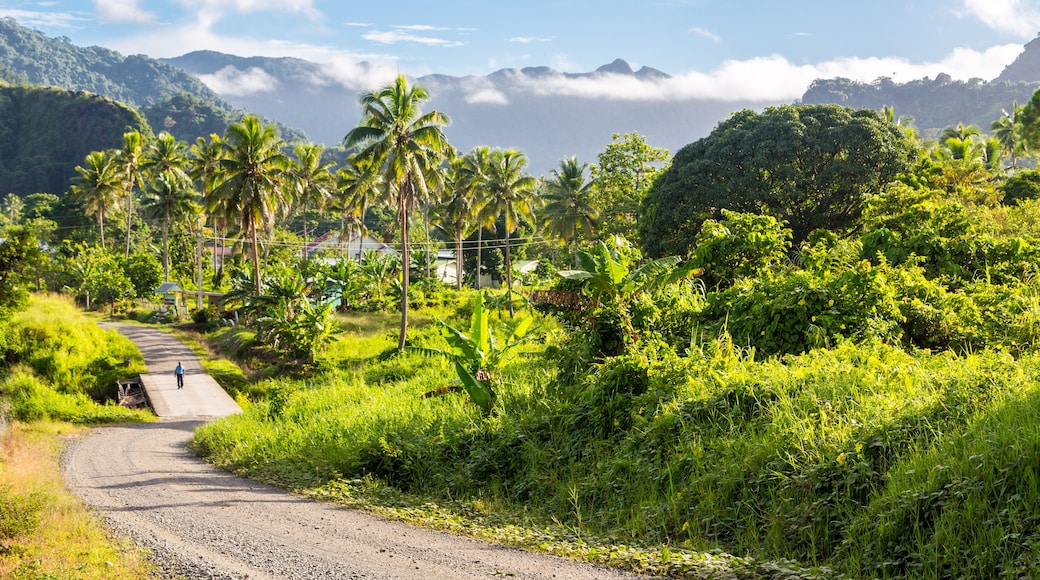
<box><xmin>62</xmin><ymin>325</ymin><xmax>653</xmax><ymax>579</ymax></box>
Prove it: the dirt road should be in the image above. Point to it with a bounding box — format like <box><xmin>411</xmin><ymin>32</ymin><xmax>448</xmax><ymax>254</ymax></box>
<box><xmin>63</xmin><ymin>324</ymin><xmax>650</xmax><ymax>579</ymax></box>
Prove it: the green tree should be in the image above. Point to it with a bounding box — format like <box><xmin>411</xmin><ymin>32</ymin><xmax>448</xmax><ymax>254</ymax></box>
<box><xmin>590</xmin><ymin>132</ymin><xmax>669</xmax><ymax>241</ymax></box>
<box><xmin>70</xmin><ymin>150</ymin><xmax>123</xmax><ymax>249</ymax></box>
<box><xmin>335</xmin><ymin>153</ymin><xmax>384</xmax><ymax>260</ymax></box>
<box><xmin>115</xmin><ymin>130</ymin><xmax>145</xmax><ymax>258</ymax></box>
<box><xmin>463</xmin><ymin>146</ymin><xmax>494</xmax><ymax>289</ymax></box>
<box><xmin>641</xmin><ymin>104</ymin><xmax>915</xmax><ymax>257</ymax></box>
<box><xmin>210</xmin><ymin>116</ymin><xmax>290</xmax><ymax>295</ymax></box>
<box><xmin>344</xmin><ymin>74</ymin><xmax>451</xmax><ymax>349</ymax></box>
<box><xmin>541</xmin><ymin>156</ymin><xmax>598</xmax><ymax>267</ymax></box>
<box><xmin>121</xmin><ymin>250</ymin><xmax>163</xmax><ymax>298</ymax></box>
<box><xmin>141</xmin><ymin>173</ymin><xmax>199</xmax><ymax>281</ymax></box>
<box><xmin>991</xmin><ymin>101</ymin><xmax>1026</xmax><ymax>168</ymax></box>
<box><xmin>480</xmin><ymin>149</ymin><xmax>537</xmax><ymax>316</ymax></box>
<box><xmin>190</xmin><ymin>134</ymin><xmax>230</xmax><ymax>285</ymax></box>
<box><xmin>434</xmin><ymin>156</ymin><xmax>480</xmax><ymax>289</ymax></box>
<box><xmin>289</xmin><ymin>143</ymin><xmax>336</xmax><ymax>258</ymax></box>
<box><xmin>0</xmin><ymin>228</ymin><xmax>40</xmax><ymax>313</ymax></box>
<box><xmin>1</xmin><ymin>192</ymin><xmax>23</xmax><ymax>225</ymax></box>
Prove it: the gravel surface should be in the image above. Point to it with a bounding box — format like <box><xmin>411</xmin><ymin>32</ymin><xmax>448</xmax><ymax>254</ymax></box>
<box><xmin>62</xmin><ymin>324</ymin><xmax>653</xmax><ymax>579</ymax></box>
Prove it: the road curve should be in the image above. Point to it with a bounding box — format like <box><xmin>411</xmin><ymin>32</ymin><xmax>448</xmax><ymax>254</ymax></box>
<box><xmin>63</xmin><ymin>324</ymin><xmax>650</xmax><ymax>579</ymax></box>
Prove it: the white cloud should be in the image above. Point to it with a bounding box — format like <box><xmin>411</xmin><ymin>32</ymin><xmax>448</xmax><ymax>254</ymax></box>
<box><xmin>690</xmin><ymin>27</ymin><xmax>721</xmax><ymax>43</ymax></box>
<box><xmin>0</xmin><ymin>9</ymin><xmax>85</xmax><ymax>28</ymax></box>
<box><xmin>507</xmin><ymin>43</ymin><xmax>1024</xmax><ymax>102</ymax></box>
<box><xmin>362</xmin><ymin>29</ymin><xmax>465</xmax><ymax>47</ymax></box>
<box><xmin>176</xmin><ymin>0</ymin><xmax>319</xmax><ymax>18</ymax></box>
<box><xmin>509</xmin><ymin>36</ymin><xmax>552</xmax><ymax>44</ymax></box>
<box><xmin>960</xmin><ymin>0</ymin><xmax>1040</xmax><ymax>37</ymax></box>
<box><xmin>460</xmin><ymin>77</ymin><xmax>508</xmax><ymax>105</ymax></box>
<box><xmin>198</xmin><ymin>65</ymin><xmax>278</xmax><ymax>96</ymax></box>
<box><xmin>320</xmin><ymin>57</ymin><xmax>398</xmax><ymax>92</ymax></box>
<box><xmin>93</xmin><ymin>0</ymin><xmax>156</xmax><ymax>24</ymax></box>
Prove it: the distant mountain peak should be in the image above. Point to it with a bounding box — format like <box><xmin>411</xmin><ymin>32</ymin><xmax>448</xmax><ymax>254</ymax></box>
<box><xmin>596</xmin><ymin>58</ymin><xmax>634</xmax><ymax>75</ymax></box>
<box><xmin>996</xmin><ymin>34</ymin><xmax>1040</xmax><ymax>84</ymax></box>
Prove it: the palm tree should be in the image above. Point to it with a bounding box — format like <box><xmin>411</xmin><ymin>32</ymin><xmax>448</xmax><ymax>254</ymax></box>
<box><xmin>541</xmin><ymin>156</ymin><xmax>599</xmax><ymax>267</ymax></box>
<box><xmin>462</xmin><ymin>146</ymin><xmax>493</xmax><ymax>289</ymax></box>
<box><xmin>71</xmin><ymin>150</ymin><xmax>122</xmax><ymax>249</ymax></box>
<box><xmin>190</xmin><ymin>134</ymin><xmax>228</xmax><ymax>284</ymax></box>
<box><xmin>991</xmin><ymin>102</ymin><xmax>1025</xmax><ymax>169</ymax></box>
<box><xmin>210</xmin><ymin>116</ymin><xmax>290</xmax><ymax>295</ymax></box>
<box><xmin>141</xmin><ymin>173</ymin><xmax>199</xmax><ymax>281</ymax></box>
<box><xmin>143</xmin><ymin>132</ymin><xmax>192</xmax><ymax>186</ymax></box>
<box><xmin>116</xmin><ymin>130</ymin><xmax>145</xmax><ymax>258</ymax></box>
<box><xmin>344</xmin><ymin>74</ymin><xmax>451</xmax><ymax>349</ymax></box>
<box><xmin>289</xmin><ymin>144</ymin><xmax>336</xmax><ymax>259</ymax></box>
<box><xmin>335</xmin><ymin>153</ymin><xmax>383</xmax><ymax>260</ymax></box>
<box><xmin>434</xmin><ymin>156</ymin><xmax>480</xmax><ymax>289</ymax></box>
<box><xmin>480</xmin><ymin>148</ymin><xmax>537</xmax><ymax>316</ymax></box>
<box><xmin>2</xmin><ymin>193</ymin><xmax>23</xmax><ymax>224</ymax></box>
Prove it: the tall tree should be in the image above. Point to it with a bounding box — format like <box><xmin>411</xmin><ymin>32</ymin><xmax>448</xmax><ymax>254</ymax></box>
<box><xmin>434</xmin><ymin>156</ymin><xmax>480</xmax><ymax>289</ymax></box>
<box><xmin>991</xmin><ymin>101</ymin><xmax>1026</xmax><ymax>169</ymax></box>
<box><xmin>642</xmin><ymin>104</ymin><xmax>915</xmax><ymax>256</ymax></box>
<box><xmin>480</xmin><ymin>148</ymin><xmax>537</xmax><ymax>316</ymax></box>
<box><xmin>1</xmin><ymin>193</ymin><xmax>23</xmax><ymax>225</ymax></box>
<box><xmin>141</xmin><ymin>173</ymin><xmax>199</xmax><ymax>281</ymax></box>
<box><xmin>344</xmin><ymin>74</ymin><xmax>451</xmax><ymax>349</ymax></box>
<box><xmin>116</xmin><ymin>130</ymin><xmax>145</xmax><ymax>258</ymax></box>
<box><xmin>463</xmin><ymin>146</ymin><xmax>493</xmax><ymax>289</ymax></box>
<box><xmin>590</xmin><ymin>132</ymin><xmax>669</xmax><ymax>241</ymax></box>
<box><xmin>71</xmin><ymin>150</ymin><xmax>123</xmax><ymax>249</ymax></box>
<box><xmin>143</xmin><ymin>132</ymin><xmax>192</xmax><ymax>186</ymax></box>
<box><xmin>210</xmin><ymin>116</ymin><xmax>290</xmax><ymax>295</ymax></box>
<box><xmin>190</xmin><ymin>134</ymin><xmax>228</xmax><ymax>284</ymax></box>
<box><xmin>541</xmin><ymin>156</ymin><xmax>599</xmax><ymax>267</ymax></box>
<box><xmin>335</xmin><ymin>153</ymin><xmax>384</xmax><ymax>260</ymax></box>
<box><xmin>289</xmin><ymin>143</ymin><xmax>336</xmax><ymax>259</ymax></box>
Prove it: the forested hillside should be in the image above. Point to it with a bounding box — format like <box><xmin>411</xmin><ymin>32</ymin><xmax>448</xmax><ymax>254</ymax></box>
<box><xmin>800</xmin><ymin>75</ymin><xmax>1038</xmax><ymax>134</ymax></box>
<box><xmin>0</xmin><ymin>18</ymin><xmax>218</xmax><ymax>108</ymax></box>
<box><xmin>0</xmin><ymin>84</ymin><xmax>150</xmax><ymax>195</ymax></box>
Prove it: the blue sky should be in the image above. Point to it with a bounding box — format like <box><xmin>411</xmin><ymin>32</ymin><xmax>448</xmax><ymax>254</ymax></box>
<box><xmin>1</xmin><ymin>0</ymin><xmax>1039</xmax><ymax>101</ymax></box>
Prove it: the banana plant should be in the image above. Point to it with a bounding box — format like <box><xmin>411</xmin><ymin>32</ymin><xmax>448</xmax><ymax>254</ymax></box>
<box><xmin>412</xmin><ymin>292</ymin><xmax>535</xmax><ymax>414</ymax></box>
<box><xmin>557</xmin><ymin>235</ymin><xmax>702</xmax><ymax>309</ymax></box>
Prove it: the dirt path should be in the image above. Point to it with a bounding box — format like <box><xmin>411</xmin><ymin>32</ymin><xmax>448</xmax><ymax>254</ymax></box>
<box><xmin>63</xmin><ymin>324</ymin><xmax>651</xmax><ymax>579</ymax></box>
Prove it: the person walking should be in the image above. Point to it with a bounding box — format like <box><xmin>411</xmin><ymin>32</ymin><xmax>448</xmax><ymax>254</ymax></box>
<box><xmin>175</xmin><ymin>362</ymin><xmax>184</xmax><ymax>389</ymax></box>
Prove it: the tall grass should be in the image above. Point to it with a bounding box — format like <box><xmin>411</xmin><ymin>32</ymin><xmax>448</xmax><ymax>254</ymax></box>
<box><xmin>0</xmin><ymin>422</ymin><xmax>154</xmax><ymax>579</ymax></box>
<box><xmin>192</xmin><ymin>302</ymin><xmax>1040</xmax><ymax>577</ymax></box>
<box><xmin>0</xmin><ymin>294</ymin><xmax>145</xmax><ymax>399</ymax></box>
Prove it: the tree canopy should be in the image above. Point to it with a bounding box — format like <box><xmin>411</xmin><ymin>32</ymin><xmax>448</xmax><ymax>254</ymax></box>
<box><xmin>641</xmin><ymin>104</ymin><xmax>915</xmax><ymax>257</ymax></box>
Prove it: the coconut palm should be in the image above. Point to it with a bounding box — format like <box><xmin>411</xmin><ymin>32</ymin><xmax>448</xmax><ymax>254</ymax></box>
<box><xmin>116</xmin><ymin>130</ymin><xmax>145</xmax><ymax>258</ymax></box>
<box><xmin>190</xmin><ymin>134</ymin><xmax>228</xmax><ymax>283</ymax></box>
<box><xmin>2</xmin><ymin>193</ymin><xmax>23</xmax><ymax>224</ymax></box>
<box><xmin>141</xmin><ymin>173</ymin><xmax>199</xmax><ymax>281</ymax></box>
<box><xmin>143</xmin><ymin>132</ymin><xmax>192</xmax><ymax>186</ymax></box>
<box><xmin>210</xmin><ymin>116</ymin><xmax>290</xmax><ymax>295</ymax></box>
<box><xmin>288</xmin><ymin>144</ymin><xmax>336</xmax><ymax>259</ymax></box>
<box><xmin>462</xmin><ymin>146</ymin><xmax>493</xmax><ymax>289</ymax></box>
<box><xmin>434</xmin><ymin>156</ymin><xmax>480</xmax><ymax>289</ymax></box>
<box><xmin>71</xmin><ymin>150</ymin><xmax>122</xmax><ymax>249</ymax></box>
<box><xmin>480</xmin><ymin>148</ymin><xmax>537</xmax><ymax>316</ymax></box>
<box><xmin>335</xmin><ymin>153</ymin><xmax>384</xmax><ymax>260</ymax></box>
<box><xmin>991</xmin><ymin>102</ymin><xmax>1026</xmax><ymax>169</ymax></box>
<box><xmin>344</xmin><ymin>74</ymin><xmax>451</xmax><ymax>349</ymax></box>
<box><xmin>541</xmin><ymin>156</ymin><xmax>599</xmax><ymax>267</ymax></box>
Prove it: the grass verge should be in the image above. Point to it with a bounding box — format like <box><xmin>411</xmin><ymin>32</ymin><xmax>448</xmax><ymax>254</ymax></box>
<box><xmin>0</xmin><ymin>421</ymin><xmax>155</xmax><ymax>579</ymax></box>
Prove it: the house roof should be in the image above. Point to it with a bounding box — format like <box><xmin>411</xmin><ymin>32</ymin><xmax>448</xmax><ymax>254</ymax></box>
<box><xmin>156</xmin><ymin>282</ymin><xmax>184</xmax><ymax>294</ymax></box>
